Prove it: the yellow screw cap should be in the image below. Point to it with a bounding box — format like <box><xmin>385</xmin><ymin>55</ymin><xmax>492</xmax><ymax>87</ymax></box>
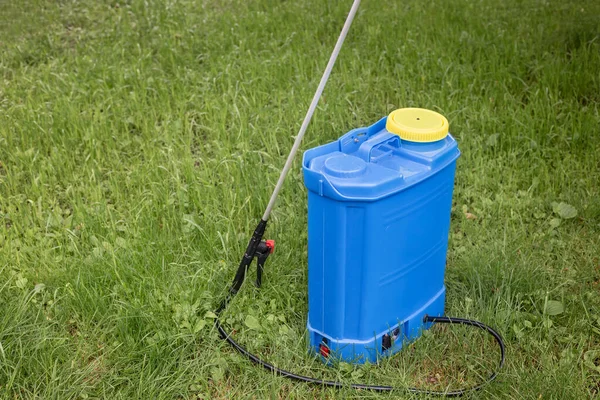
<box><xmin>386</xmin><ymin>108</ymin><xmax>449</xmax><ymax>143</ymax></box>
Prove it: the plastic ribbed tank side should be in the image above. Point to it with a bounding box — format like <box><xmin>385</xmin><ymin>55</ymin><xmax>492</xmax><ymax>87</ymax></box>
<box><xmin>306</xmin><ymin>161</ymin><xmax>457</xmax><ymax>363</ymax></box>
<box><xmin>360</xmin><ymin>163</ymin><xmax>456</xmax><ymax>338</ymax></box>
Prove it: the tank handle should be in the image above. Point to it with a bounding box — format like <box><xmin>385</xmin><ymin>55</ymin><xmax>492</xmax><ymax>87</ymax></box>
<box><xmin>355</xmin><ymin>133</ymin><xmax>401</xmax><ymax>163</ymax></box>
<box><xmin>338</xmin><ymin>117</ymin><xmax>387</xmax><ymax>154</ymax></box>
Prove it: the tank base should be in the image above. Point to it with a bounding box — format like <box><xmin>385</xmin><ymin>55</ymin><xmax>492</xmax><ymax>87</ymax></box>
<box><xmin>307</xmin><ymin>287</ymin><xmax>445</xmax><ymax>364</ymax></box>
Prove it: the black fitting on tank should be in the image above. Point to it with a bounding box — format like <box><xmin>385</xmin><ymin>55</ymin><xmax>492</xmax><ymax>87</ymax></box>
<box><xmin>381</xmin><ymin>334</ymin><xmax>392</xmax><ymax>351</ymax></box>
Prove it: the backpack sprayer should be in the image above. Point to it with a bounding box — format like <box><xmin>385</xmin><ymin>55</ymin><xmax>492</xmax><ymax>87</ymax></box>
<box><xmin>214</xmin><ymin>0</ymin><xmax>505</xmax><ymax>396</ymax></box>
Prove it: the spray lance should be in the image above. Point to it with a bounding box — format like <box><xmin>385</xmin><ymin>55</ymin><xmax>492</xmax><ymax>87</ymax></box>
<box><xmin>214</xmin><ymin>0</ymin><xmax>505</xmax><ymax>396</ymax></box>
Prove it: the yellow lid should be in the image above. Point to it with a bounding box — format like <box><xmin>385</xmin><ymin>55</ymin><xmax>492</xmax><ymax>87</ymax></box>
<box><xmin>386</xmin><ymin>108</ymin><xmax>449</xmax><ymax>142</ymax></box>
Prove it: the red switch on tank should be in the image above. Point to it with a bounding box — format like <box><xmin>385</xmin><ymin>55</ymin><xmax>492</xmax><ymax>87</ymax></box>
<box><xmin>265</xmin><ymin>240</ymin><xmax>275</xmax><ymax>254</ymax></box>
<box><xmin>319</xmin><ymin>344</ymin><xmax>330</xmax><ymax>358</ymax></box>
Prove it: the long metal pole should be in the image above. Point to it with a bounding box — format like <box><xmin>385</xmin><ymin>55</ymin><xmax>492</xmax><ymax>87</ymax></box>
<box><xmin>261</xmin><ymin>0</ymin><xmax>361</xmax><ymax>221</ymax></box>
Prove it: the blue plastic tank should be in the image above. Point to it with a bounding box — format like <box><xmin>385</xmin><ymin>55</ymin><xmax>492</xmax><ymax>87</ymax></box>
<box><xmin>302</xmin><ymin>108</ymin><xmax>460</xmax><ymax>363</ymax></box>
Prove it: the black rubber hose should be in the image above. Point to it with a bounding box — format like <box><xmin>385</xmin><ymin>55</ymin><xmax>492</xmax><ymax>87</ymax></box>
<box><xmin>215</xmin><ymin>220</ymin><xmax>505</xmax><ymax>396</ymax></box>
<box><xmin>215</xmin><ymin>300</ymin><xmax>504</xmax><ymax>397</ymax></box>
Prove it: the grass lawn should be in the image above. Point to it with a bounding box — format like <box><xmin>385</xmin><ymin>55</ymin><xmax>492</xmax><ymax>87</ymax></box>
<box><xmin>1</xmin><ymin>0</ymin><xmax>599</xmax><ymax>398</ymax></box>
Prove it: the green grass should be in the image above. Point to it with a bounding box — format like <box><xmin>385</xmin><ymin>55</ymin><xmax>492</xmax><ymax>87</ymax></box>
<box><xmin>1</xmin><ymin>0</ymin><xmax>599</xmax><ymax>398</ymax></box>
